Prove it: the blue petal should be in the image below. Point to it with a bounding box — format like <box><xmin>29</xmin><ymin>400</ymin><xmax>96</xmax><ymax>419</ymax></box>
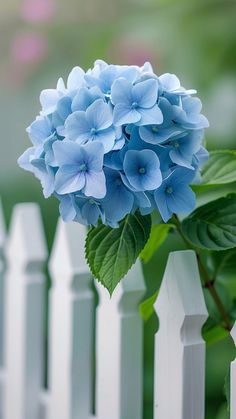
<box><xmin>136</xmin><ymin>105</ymin><xmax>163</xmax><ymax>126</ymax></box>
<box><xmin>53</xmin><ymin>141</ymin><xmax>85</xmax><ymax>166</ymax></box>
<box><xmin>113</xmin><ymin>103</ymin><xmax>140</xmax><ymax>126</ymax></box>
<box><xmin>67</xmin><ymin>66</ymin><xmax>85</xmax><ymax>91</ymax></box>
<box><xmin>55</xmin><ymin>165</ymin><xmax>85</xmax><ymax>194</ymax></box>
<box><xmin>81</xmin><ymin>141</ymin><xmax>104</xmax><ymax>171</ymax></box>
<box><xmin>154</xmin><ymin>188</ymin><xmax>172</xmax><ymax>222</ymax></box>
<box><xmin>95</xmin><ymin>127</ymin><xmax>116</xmax><ymax>153</ymax></box>
<box><xmin>86</xmin><ymin>99</ymin><xmax>113</xmax><ymax>130</ymax></box>
<box><xmin>111</xmin><ymin>78</ymin><xmax>133</xmax><ymax>106</ymax></box>
<box><xmin>17</xmin><ymin>147</ymin><xmax>36</xmax><ymax>172</ymax></box>
<box><xmin>132</xmin><ymin>79</ymin><xmax>158</xmax><ymax>108</ymax></box>
<box><xmin>81</xmin><ymin>201</ymin><xmax>101</xmax><ymax>226</ymax></box>
<box><xmin>167</xmin><ymin>185</ymin><xmax>196</xmax><ymax>215</ymax></box>
<box><xmin>40</xmin><ymin>89</ymin><xmax>61</xmax><ymax>115</ymax></box>
<box><xmin>59</xmin><ymin>194</ymin><xmax>77</xmax><ymax>222</ymax></box>
<box><xmin>65</xmin><ymin>111</ymin><xmax>91</xmax><ymax>142</ymax></box>
<box><xmin>84</xmin><ymin>170</ymin><xmax>106</xmax><ymax>198</ymax></box>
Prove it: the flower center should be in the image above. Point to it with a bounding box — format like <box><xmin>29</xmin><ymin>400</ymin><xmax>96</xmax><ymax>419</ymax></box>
<box><xmin>139</xmin><ymin>167</ymin><xmax>146</xmax><ymax>174</ymax></box>
<box><xmin>131</xmin><ymin>101</ymin><xmax>139</xmax><ymax>109</ymax></box>
<box><xmin>152</xmin><ymin>126</ymin><xmax>158</xmax><ymax>133</ymax></box>
<box><xmin>78</xmin><ymin>163</ymin><xmax>87</xmax><ymax>172</ymax></box>
<box><xmin>90</xmin><ymin>127</ymin><xmax>97</xmax><ymax>135</ymax></box>
<box><xmin>166</xmin><ymin>186</ymin><xmax>173</xmax><ymax>194</ymax></box>
<box><xmin>174</xmin><ymin>141</ymin><xmax>180</xmax><ymax>148</ymax></box>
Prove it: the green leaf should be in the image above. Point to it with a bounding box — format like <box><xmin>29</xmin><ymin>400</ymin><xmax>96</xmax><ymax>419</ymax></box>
<box><xmin>202</xmin><ymin>150</ymin><xmax>236</xmax><ymax>185</ymax></box>
<box><xmin>182</xmin><ymin>194</ymin><xmax>236</xmax><ymax>250</ymax></box>
<box><xmin>140</xmin><ymin>223</ymin><xmax>174</xmax><ymax>263</ymax></box>
<box><xmin>224</xmin><ymin>369</ymin><xmax>231</xmax><ymax>412</ymax></box>
<box><xmin>139</xmin><ymin>291</ymin><xmax>158</xmax><ymax>321</ymax></box>
<box><xmin>85</xmin><ymin>212</ymin><xmax>151</xmax><ymax>295</ymax></box>
<box><xmin>203</xmin><ymin>325</ymin><xmax>229</xmax><ymax>346</ymax></box>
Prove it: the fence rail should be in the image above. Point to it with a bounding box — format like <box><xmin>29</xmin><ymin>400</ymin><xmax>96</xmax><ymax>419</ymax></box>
<box><xmin>0</xmin><ymin>201</ymin><xmax>235</xmax><ymax>419</ymax></box>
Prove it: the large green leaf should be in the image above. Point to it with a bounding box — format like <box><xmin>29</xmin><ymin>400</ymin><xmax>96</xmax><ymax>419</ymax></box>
<box><xmin>203</xmin><ymin>325</ymin><xmax>229</xmax><ymax>346</ymax></box>
<box><xmin>140</xmin><ymin>223</ymin><xmax>174</xmax><ymax>263</ymax></box>
<box><xmin>202</xmin><ymin>150</ymin><xmax>236</xmax><ymax>185</ymax></box>
<box><xmin>182</xmin><ymin>194</ymin><xmax>236</xmax><ymax>250</ymax></box>
<box><xmin>85</xmin><ymin>212</ymin><xmax>151</xmax><ymax>295</ymax></box>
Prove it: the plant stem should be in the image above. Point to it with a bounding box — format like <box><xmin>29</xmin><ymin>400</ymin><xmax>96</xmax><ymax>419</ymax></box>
<box><xmin>173</xmin><ymin>215</ymin><xmax>232</xmax><ymax>331</ymax></box>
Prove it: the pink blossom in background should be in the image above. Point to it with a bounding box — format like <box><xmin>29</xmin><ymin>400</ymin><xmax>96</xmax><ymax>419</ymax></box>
<box><xmin>21</xmin><ymin>0</ymin><xmax>54</xmax><ymax>23</ymax></box>
<box><xmin>7</xmin><ymin>32</ymin><xmax>49</xmax><ymax>85</ymax></box>
<box><xmin>10</xmin><ymin>33</ymin><xmax>48</xmax><ymax>64</ymax></box>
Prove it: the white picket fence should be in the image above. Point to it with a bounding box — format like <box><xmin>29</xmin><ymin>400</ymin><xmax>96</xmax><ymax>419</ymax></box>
<box><xmin>0</xmin><ymin>201</ymin><xmax>236</xmax><ymax>419</ymax></box>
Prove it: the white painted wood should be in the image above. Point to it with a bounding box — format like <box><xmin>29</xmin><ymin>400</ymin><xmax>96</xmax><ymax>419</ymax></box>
<box><xmin>0</xmin><ymin>201</ymin><xmax>6</xmax><ymax>419</ymax></box>
<box><xmin>96</xmin><ymin>260</ymin><xmax>146</xmax><ymax>419</ymax></box>
<box><xmin>48</xmin><ymin>219</ymin><xmax>94</xmax><ymax>419</ymax></box>
<box><xmin>154</xmin><ymin>250</ymin><xmax>208</xmax><ymax>419</ymax></box>
<box><xmin>4</xmin><ymin>203</ymin><xmax>47</xmax><ymax>419</ymax></box>
<box><xmin>231</xmin><ymin>322</ymin><xmax>236</xmax><ymax>419</ymax></box>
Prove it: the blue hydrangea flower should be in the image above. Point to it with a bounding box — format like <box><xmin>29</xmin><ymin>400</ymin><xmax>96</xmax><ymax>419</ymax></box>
<box><xmin>53</xmin><ymin>141</ymin><xmax>106</xmax><ymax>198</ymax></box>
<box><xmin>111</xmin><ymin>78</ymin><xmax>163</xmax><ymax>126</ymax></box>
<box><xmin>123</xmin><ymin>149</ymin><xmax>162</xmax><ymax>191</ymax></box>
<box><xmin>65</xmin><ymin>99</ymin><xmax>115</xmax><ymax>152</ymax></box>
<box><xmin>18</xmin><ymin>60</ymin><xmax>209</xmax><ymax>227</ymax></box>
<box><xmin>154</xmin><ymin>168</ymin><xmax>196</xmax><ymax>222</ymax></box>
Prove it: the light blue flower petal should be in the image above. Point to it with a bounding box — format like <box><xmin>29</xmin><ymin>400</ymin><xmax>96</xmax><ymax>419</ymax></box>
<box><xmin>95</xmin><ymin>127</ymin><xmax>116</xmax><ymax>153</ymax></box>
<box><xmin>86</xmin><ymin>99</ymin><xmax>113</xmax><ymax>130</ymax></box>
<box><xmin>40</xmin><ymin>89</ymin><xmax>61</xmax><ymax>115</ymax></box>
<box><xmin>53</xmin><ymin>140</ymin><xmax>84</xmax><ymax>166</ymax></box>
<box><xmin>72</xmin><ymin>86</ymin><xmax>102</xmax><ymax>112</ymax></box>
<box><xmin>159</xmin><ymin>73</ymin><xmax>180</xmax><ymax>92</ymax></box>
<box><xmin>59</xmin><ymin>195</ymin><xmax>77</xmax><ymax>222</ymax></box>
<box><xmin>84</xmin><ymin>170</ymin><xmax>106</xmax><ymax>199</ymax></box>
<box><xmin>81</xmin><ymin>201</ymin><xmax>101</xmax><ymax>226</ymax></box>
<box><xmin>136</xmin><ymin>105</ymin><xmax>163</xmax><ymax>126</ymax></box>
<box><xmin>133</xmin><ymin>79</ymin><xmax>158</xmax><ymax>108</ymax></box>
<box><xmin>167</xmin><ymin>185</ymin><xmax>196</xmax><ymax>215</ymax></box>
<box><xmin>113</xmin><ymin>103</ymin><xmax>140</xmax><ymax>126</ymax></box>
<box><xmin>82</xmin><ymin>141</ymin><xmax>104</xmax><ymax>171</ymax></box>
<box><xmin>57</xmin><ymin>96</ymin><xmax>72</xmax><ymax>120</ymax></box>
<box><xmin>55</xmin><ymin>165</ymin><xmax>85</xmax><ymax>194</ymax></box>
<box><xmin>17</xmin><ymin>147</ymin><xmax>36</xmax><ymax>172</ymax></box>
<box><xmin>65</xmin><ymin>111</ymin><xmax>91</xmax><ymax>142</ymax></box>
<box><xmin>111</xmin><ymin>78</ymin><xmax>133</xmax><ymax>106</ymax></box>
<box><xmin>67</xmin><ymin>66</ymin><xmax>85</xmax><ymax>91</ymax></box>
<box><xmin>169</xmin><ymin>149</ymin><xmax>194</xmax><ymax>169</ymax></box>
<box><xmin>154</xmin><ymin>188</ymin><xmax>172</xmax><ymax>222</ymax></box>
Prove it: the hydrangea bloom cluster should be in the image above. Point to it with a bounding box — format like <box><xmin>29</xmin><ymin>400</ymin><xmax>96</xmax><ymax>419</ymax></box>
<box><xmin>18</xmin><ymin>60</ymin><xmax>209</xmax><ymax>227</ymax></box>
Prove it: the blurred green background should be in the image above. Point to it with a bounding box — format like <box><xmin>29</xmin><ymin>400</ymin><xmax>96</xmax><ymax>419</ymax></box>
<box><xmin>1</xmin><ymin>0</ymin><xmax>236</xmax><ymax>417</ymax></box>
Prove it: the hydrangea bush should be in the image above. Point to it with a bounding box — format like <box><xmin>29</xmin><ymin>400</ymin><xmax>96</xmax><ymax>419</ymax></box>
<box><xmin>18</xmin><ymin>60</ymin><xmax>209</xmax><ymax>228</ymax></box>
<box><xmin>18</xmin><ymin>60</ymin><xmax>236</xmax><ymax>335</ymax></box>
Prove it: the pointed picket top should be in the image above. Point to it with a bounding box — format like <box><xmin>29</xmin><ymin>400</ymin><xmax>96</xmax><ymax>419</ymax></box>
<box><xmin>0</xmin><ymin>200</ymin><xmax>6</xmax><ymax>249</ymax></box>
<box><xmin>155</xmin><ymin>250</ymin><xmax>208</xmax><ymax>322</ymax></box>
<box><xmin>6</xmin><ymin>203</ymin><xmax>47</xmax><ymax>266</ymax></box>
<box><xmin>49</xmin><ymin>218</ymin><xmax>89</xmax><ymax>279</ymax></box>
<box><xmin>231</xmin><ymin>321</ymin><xmax>236</xmax><ymax>346</ymax></box>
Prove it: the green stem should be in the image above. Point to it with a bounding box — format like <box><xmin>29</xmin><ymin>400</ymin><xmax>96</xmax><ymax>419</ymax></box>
<box><xmin>172</xmin><ymin>215</ymin><xmax>232</xmax><ymax>331</ymax></box>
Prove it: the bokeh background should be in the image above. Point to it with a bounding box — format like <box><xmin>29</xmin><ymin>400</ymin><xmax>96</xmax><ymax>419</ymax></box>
<box><xmin>0</xmin><ymin>0</ymin><xmax>236</xmax><ymax>418</ymax></box>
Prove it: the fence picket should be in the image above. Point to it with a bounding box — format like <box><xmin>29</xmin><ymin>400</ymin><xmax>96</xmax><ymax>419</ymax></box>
<box><xmin>231</xmin><ymin>322</ymin><xmax>236</xmax><ymax>419</ymax></box>
<box><xmin>96</xmin><ymin>260</ymin><xmax>146</xmax><ymax>419</ymax></box>
<box><xmin>4</xmin><ymin>203</ymin><xmax>47</xmax><ymax>419</ymax></box>
<box><xmin>154</xmin><ymin>250</ymin><xmax>208</xmax><ymax>419</ymax></box>
<box><xmin>48</xmin><ymin>219</ymin><xmax>94</xmax><ymax>419</ymax></box>
<box><xmin>0</xmin><ymin>201</ymin><xmax>6</xmax><ymax>418</ymax></box>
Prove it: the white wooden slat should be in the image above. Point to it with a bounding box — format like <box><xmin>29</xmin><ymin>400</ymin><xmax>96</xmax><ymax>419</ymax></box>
<box><xmin>96</xmin><ymin>260</ymin><xmax>146</xmax><ymax>419</ymax></box>
<box><xmin>48</xmin><ymin>219</ymin><xmax>94</xmax><ymax>419</ymax></box>
<box><xmin>154</xmin><ymin>250</ymin><xmax>208</xmax><ymax>419</ymax></box>
<box><xmin>4</xmin><ymin>203</ymin><xmax>47</xmax><ymax>419</ymax></box>
<box><xmin>0</xmin><ymin>200</ymin><xmax>6</xmax><ymax>419</ymax></box>
<box><xmin>231</xmin><ymin>322</ymin><xmax>236</xmax><ymax>419</ymax></box>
